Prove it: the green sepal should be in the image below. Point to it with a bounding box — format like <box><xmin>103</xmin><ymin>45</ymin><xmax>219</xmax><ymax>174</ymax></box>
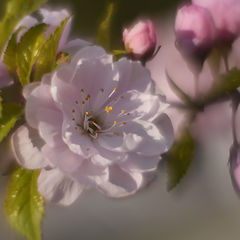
<box><xmin>167</xmin><ymin>126</ymin><xmax>195</xmax><ymax>191</ymax></box>
<box><xmin>112</xmin><ymin>49</ymin><xmax>128</xmax><ymax>61</ymax></box>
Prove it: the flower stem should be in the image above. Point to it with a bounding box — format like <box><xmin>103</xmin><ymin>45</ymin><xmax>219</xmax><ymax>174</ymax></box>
<box><xmin>231</xmin><ymin>91</ymin><xmax>240</xmax><ymax>146</ymax></box>
<box><xmin>223</xmin><ymin>54</ymin><xmax>230</xmax><ymax>72</ymax></box>
<box><xmin>194</xmin><ymin>72</ymin><xmax>199</xmax><ymax>99</ymax></box>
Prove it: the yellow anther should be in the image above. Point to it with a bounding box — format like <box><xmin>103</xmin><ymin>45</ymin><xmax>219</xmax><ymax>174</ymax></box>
<box><xmin>85</xmin><ymin>112</ymin><xmax>89</xmax><ymax>116</ymax></box>
<box><xmin>121</xmin><ymin>110</ymin><xmax>125</xmax><ymax>114</ymax></box>
<box><xmin>113</xmin><ymin>88</ymin><xmax>117</xmax><ymax>92</ymax></box>
<box><xmin>105</xmin><ymin>106</ymin><xmax>113</xmax><ymax>113</ymax></box>
<box><xmin>114</xmin><ymin>121</ymin><xmax>117</xmax><ymax>126</ymax></box>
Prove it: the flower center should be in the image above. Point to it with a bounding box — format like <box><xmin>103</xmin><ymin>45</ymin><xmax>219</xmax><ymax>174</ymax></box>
<box><xmin>82</xmin><ymin>113</ymin><xmax>102</xmax><ymax>139</ymax></box>
<box><xmin>71</xmin><ymin>87</ymin><xmax>130</xmax><ymax>140</ymax></box>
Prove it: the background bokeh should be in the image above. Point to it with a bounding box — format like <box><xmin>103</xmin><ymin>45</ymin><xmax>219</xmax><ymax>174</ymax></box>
<box><xmin>1</xmin><ymin>0</ymin><xmax>240</xmax><ymax>239</ymax></box>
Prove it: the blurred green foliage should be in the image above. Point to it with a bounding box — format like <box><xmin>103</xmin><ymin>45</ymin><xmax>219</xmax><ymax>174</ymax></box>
<box><xmin>53</xmin><ymin>0</ymin><xmax>181</xmax><ymax>48</ymax></box>
<box><xmin>0</xmin><ymin>0</ymin><xmax>182</xmax><ymax>49</ymax></box>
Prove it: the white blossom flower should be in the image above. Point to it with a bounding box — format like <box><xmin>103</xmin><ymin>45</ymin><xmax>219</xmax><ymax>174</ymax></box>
<box><xmin>12</xmin><ymin>46</ymin><xmax>173</xmax><ymax>205</ymax></box>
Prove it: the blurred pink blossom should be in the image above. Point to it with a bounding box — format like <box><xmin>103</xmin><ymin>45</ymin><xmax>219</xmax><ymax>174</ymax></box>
<box><xmin>11</xmin><ymin>46</ymin><xmax>173</xmax><ymax>205</ymax></box>
<box><xmin>193</xmin><ymin>0</ymin><xmax>240</xmax><ymax>42</ymax></box>
<box><xmin>148</xmin><ymin>19</ymin><xmax>232</xmax><ymax>138</ymax></box>
<box><xmin>175</xmin><ymin>4</ymin><xmax>216</xmax><ymax>60</ymax></box>
<box><xmin>123</xmin><ymin>21</ymin><xmax>157</xmax><ymax>60</ymax></box>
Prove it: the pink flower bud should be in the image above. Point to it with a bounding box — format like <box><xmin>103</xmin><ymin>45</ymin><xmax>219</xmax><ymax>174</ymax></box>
<box><xmin>175</xmin><ymin>4</ymin><xmax>216</xmax><ymax>60</ymax></box>
<box><xmin>123</xmin><ymin>21</ymin><xmax>157</xmax><ymax>60</ymax></box>
<box><xmin>193</xmin><ymin>0</ymin><xmax>240</xmax><ymax>42</ymax></box>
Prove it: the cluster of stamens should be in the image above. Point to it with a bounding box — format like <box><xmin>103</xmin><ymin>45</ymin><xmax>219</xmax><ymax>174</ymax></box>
<box><xmin>71</xmin><ymin>87</ymin><xmax>130</xmax><ymax>140</ymax></box>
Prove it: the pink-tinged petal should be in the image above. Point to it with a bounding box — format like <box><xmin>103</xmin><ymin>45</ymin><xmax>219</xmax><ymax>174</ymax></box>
<box><xmin>97</xmin><ymin>165</ymin><xmax>143</xmax><ymax>198</ymax></box>
<box><xmin>193</xmin><ymin>0</ymin><xmax>240</xmax><ymax>41</ymax></box>
<box><xmin>114</xmin><ymin>58</ymin><xmax>153</xmax><ymax>94</ymax></box>
<box><xmin>17</xmin><ymin>16</ymin><xmax>38</xmax><ymax>29</ymax></box>
<box><xmin>40</xmin><ymin>8</ymin><xmax>70</xmax><ymax>26</ymax></box>
<box><xmin>41</xmin><ymin>144</ymin><xmax>83</xmax><ymax>173</ymax></box>
<box><xmin>123</xmin><ymin>120</ymin><xmax>170</xmax><ymax>156</ymax></box>
<box><xmin>97</xmin><ymin>132</ymin><xmax>124</xmax><ymax>151</ymax></box>
<box><xmin>120</xmin><ymin>153</ymin><xmax>160</xmax><ymax>173</ymax></box>
<box><xmin>71</xmin><ymin>46</ymin><xmax>111</xmax><ymax>64</ymax></box>
<box><xmin>0</xmin><ymin>62</ymin><xmax>13</xmax><ymax>88</ymax></box>
<box><xmin>16</xmin><ymin>16</ymin><xmax>38</xmax><ymax>41</ymax></box>
<box><xmin>153</xmin><ymin>113</ymin><xmax>174</xmax><ymax>151</ymax></box>
<box><xmin>70</xmin><ymin>56</ymin><xmax>117</xmax><ymax>111</ymax></box>
<box><xmin>23</xmin><ymin>82</ymin><xmax>40</xmax><ymax>99</ymax></box>
<box><xmin>98</xmin><ymin>90</ymin><xmax>160</xmax><ymax>130</ymax></box>
<box><xmin>38</xmin><ymin>168</ymin><xmax>83</xmax><ymax>206</ymax></box>
<box><xmin>91</xmin><ymin>143</ymin><xmax>126</xmax><ymax>166</ymax></box>
<box><xmin>175</xmin><ymin>4</ymin><xmax>216</xmax><ymax>51</ymax></box>
<box><xmin>62</xmin><ymin>120</ymin><xmax>97</xmax><ymax>158</ymax></box>
<box><xmin>58</xmin><ymin>17</ymin><xmax>71</xmax><ymax>51</ymax></box>
<box><xmin>62</xmin><ymin>38</ymin><xmax>91</xmax><ymax>55</ymax></box>
<box><xmin>37</xmin><ymin>108</ymin><xmax>63</xmax><ymax>147</ymax></box>
<box><xmin>40</xmin><ymin>8</ymin><xmax>71</xmax><ymax>50</ymax></box>
<box><xmin>11</xmin><ymin>125</ymin><xmax>48</xmax><ymax>169</ymax></box>
<box><xmin>25</xmin><ymin>74</ymin><xmax>58</xmax><ymax>128</ymax></box>
<box><xmin>52</xmin><ymin>52</ymin><xmax>117</xmax><ymax>115</ymax></box>
<box><xmin>71</xmin><ymin>160</ymin><xmax>109</xmax><ymax>187</ymax></box>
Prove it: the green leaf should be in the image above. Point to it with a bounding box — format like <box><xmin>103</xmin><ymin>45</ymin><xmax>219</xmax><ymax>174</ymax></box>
<box><xmin>166</xmin><ymin>72</ymin><xmax>199</xmax><ymax>110</ymax></box>
<box><xmin>203</xmin><ymin>68</ymin><xmax>240</xmax><ymax>104</ymax></box>
<box><xmin>0</xmin><ymin>102</ymin><xmax>23</xmax><ymax>142</ymax></box>
<box><xmin>33</xmin><ymin>17</ymin><xmax>70</xmax><ymax>82</ymax></box>
<box><xmin>97</xmin><ymin>3</ymin><xmax>115</xmax><ymax>51</ymax></box>
<box><xmin>3</xmin><ymin>27</ymin><xmax>24</xmax><ymax>76</ymax></box>
<box><xmin>5</xmin><ymin>168</ymin><xmax>44</xmax><ymax>240</ymax></box>
<box><xmin>17</xmin><ymin>23</ymin><xmax>47</xmax><ymax>87</ymax></box>
<box><xmin>0</xmin><ymin>0</ymin><xmax>47</xmax><ymax>54</ymax></box>
<box><xmin>167</xmin><ymin>127</ymin><xmax>195</xmax><ymax>191</ymax></box>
